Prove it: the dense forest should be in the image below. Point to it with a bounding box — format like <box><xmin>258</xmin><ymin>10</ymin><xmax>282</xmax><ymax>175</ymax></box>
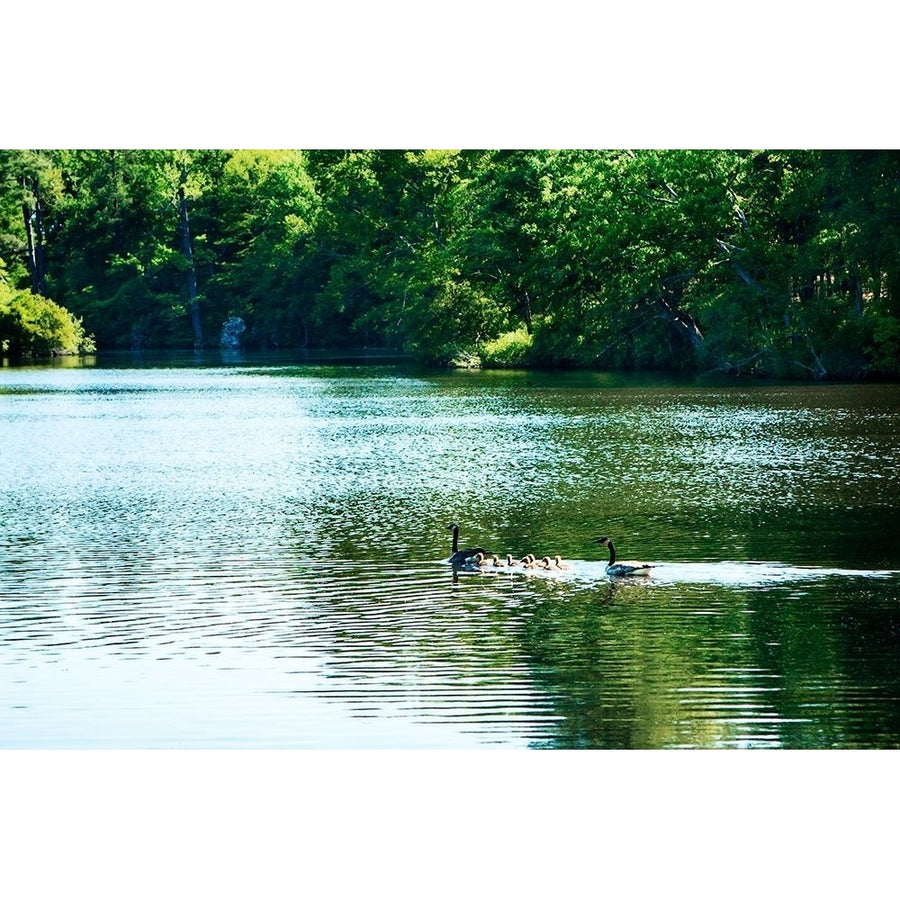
<box><xmin>1</xmin><ymin>149</ymin><xmax>898</xmax><ymax>378</ymax></box>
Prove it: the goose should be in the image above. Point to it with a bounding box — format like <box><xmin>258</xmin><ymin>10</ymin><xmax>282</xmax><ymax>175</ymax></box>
<box><xmin>447</xmin><ymin>523</ymin><xmax>486</xmax><ymax>566</ymax></box>
<box><xmin>452</xmin><ymin>550</ymin><xmax>487</xmax><ymax>569</ymax></box>
<box><xmin>505</xmin><ymin>554</ymin><xmax>520</xmax><ymax>567</ymax></box>
<box><xmin>537</xmin><ymin>556</ymin><xmax>554</xmax><ymax>569</ymax></box>
<box><xmin>596</xmin><ymin>536</ymin><xmax>653</xmax><ymax>577</ymax></box>
<box><xmin>491</xmin><ymin>555</ymin><xmax>506</xmax><ymax>568</ymax></box>
<box><xmin>552</xmin><ymin>555</ymin><xmax>571</xmax><ymax>570</ymax></box>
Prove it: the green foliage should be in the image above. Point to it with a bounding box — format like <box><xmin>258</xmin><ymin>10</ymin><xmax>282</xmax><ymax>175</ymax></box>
<box><xmin>869</xmin><ymin>315</ymin><xmax>900</xmax><ymax>376</ymax></box>
<box><xmin>0</xmin><ymin>281</ymin><xmax>94</xmax><ymax>357</ymax></box>
<box><xmin>0</xmin><ymin>149</ymin><xmax>897</xmax><ymax>377</ymax></box>
<box><xmin>209</xmin><ymin>149</ymin><xmax>321</xmax><ymax>346</ymax></box>
<box><xmin>478</xmin><ymin>326</ymin><xmax>533</xmax><ymax>368</ymax></box>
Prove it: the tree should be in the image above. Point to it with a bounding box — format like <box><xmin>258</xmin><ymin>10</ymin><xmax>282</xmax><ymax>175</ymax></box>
<box><xmin>307</xmin><ymin>150</ymin><xmax>501</xmax><ymax>361</ymax></box>
<box><xmin>46</xmin><ymin>149</ymin><xmax>229</xmax><ymax>349</ymax></box>
<box><xmin>0</xmin><ymin>150</ymin><xmax>65</xmax><ymax>296</ymax></box>
<box><xmin>209</xmin><ymin>149</ymin><xmax>321</xmax><ymax>347</ymax></box>
<box><xmin>0</xmin><ymin>148</ymin><xmax>897</xmax><ymax>376</ymax></box>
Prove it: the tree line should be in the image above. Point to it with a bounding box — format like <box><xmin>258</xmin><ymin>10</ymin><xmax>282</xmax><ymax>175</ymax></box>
<box><xmin>1</xmin><ymin>148</ymin><xmax>898</xmax><ymax>377</ymax></box>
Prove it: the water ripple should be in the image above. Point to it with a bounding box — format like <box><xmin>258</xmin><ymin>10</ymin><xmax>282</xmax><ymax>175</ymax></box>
<box><xmin>2</xmin><ymin>367</ymin><xmax>900</xmax><ymax>747</ymax></box>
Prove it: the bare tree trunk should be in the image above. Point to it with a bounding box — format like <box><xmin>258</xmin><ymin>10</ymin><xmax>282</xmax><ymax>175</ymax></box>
<box><xmin>22</xmin><ymin>198</ymin><xmax>37</xmax><ymax>293</ymax></box>
<box><xmin>795</xmin><ymin>337</ymin><xmax>828</xmax><ymax>379</ymax></box>
<box><xmin>659</xmin><ymin>299</ymin><xmax>704</xmax><ymax>352</ymax></box>
<box><xmin>658</xmin><ymin>277</ymin><xmax>704</xmax><ymax>352</ymax></box>
<box><xmin>521</xmin><ymin>289</ymin><xmax>533</xmax><ymax>333</ymax></box>
<box><xmin>109</xmin><ymin>149</ymin><xmax>124</xmax><ymax>254</ymax></box>
<box><xmin>851</xmin><ymin>264</ymin><xmax>863</xmax><ymax>317</ymax></box>
<box><xmin>21</xmin><ymin>178</ymin><xmax>46</xmax><ymax>296</ymax></box>
<box><xmin>178</xmin><ymin>179</ymin><xmax>203</xmax><ymax>349</ymax></box>
<box><xmin>33</xmin><ymin>190</ymin><xmax>46</xmax><ymax>295</ymax></box>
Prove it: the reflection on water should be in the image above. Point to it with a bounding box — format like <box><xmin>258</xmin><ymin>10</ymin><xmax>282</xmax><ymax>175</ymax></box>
<box><xmin>1</xmin><ymin>364</ymin><xmax>899</xmax><ymax>748</ymax></box>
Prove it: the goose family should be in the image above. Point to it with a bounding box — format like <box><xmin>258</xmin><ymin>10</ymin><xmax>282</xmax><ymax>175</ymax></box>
<box><xmin>448</xmin><ymin>524</ymin><xmax>652</xmax><ymax>579</ymax></box>
<box><xmin>447</xmin><ymin>533</ymin><xmax>560</xmax><ymax>572</ymax></box>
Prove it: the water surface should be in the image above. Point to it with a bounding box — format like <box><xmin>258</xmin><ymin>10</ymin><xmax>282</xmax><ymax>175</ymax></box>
<box><xmin>2</xmin><ymin>361</ymin><xmax>899</xmax><ymax>748</ymax></box>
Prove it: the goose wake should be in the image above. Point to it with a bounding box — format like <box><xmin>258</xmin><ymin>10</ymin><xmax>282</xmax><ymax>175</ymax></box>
<box><xmin>466</xmin><ymin>560</ymin><xmax>899</xmax><ymax>586</ymax></box>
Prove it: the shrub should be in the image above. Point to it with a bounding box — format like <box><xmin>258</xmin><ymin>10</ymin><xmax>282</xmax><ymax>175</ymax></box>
<box><xmin>0</xmin><ymin>284</ymin><xmax>95</xmax><ymax>358</ymax></box>
<box><xmin>478</xmin><ymin>326</ymin><xmax>533</xmax><ymax>368</ymax></box>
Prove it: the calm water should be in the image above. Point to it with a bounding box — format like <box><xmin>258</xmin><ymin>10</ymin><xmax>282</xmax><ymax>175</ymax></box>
<box><xmin>2</xmin><ymin>356</ymin><xmax>899</xmax><ymax>748</ymax></box>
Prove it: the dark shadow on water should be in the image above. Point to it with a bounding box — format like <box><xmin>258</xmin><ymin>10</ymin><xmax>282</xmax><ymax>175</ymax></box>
<box><xmin>85</xmin><ymin>348</ymin><xmax>415</xmax><ymax>370</ymax></box>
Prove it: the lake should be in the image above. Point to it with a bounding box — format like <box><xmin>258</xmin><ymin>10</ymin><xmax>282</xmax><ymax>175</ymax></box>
<box><xmin>2</xmin><ymin>354</ymin><xmax>899</xmax><ymax>748</ymax></box>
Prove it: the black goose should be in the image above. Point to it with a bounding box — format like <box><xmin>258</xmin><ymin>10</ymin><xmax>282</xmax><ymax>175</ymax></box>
<box><xmin>596</xmin><ymin>536</ymin><xmax>653</xmax><ymax>577</ymax></box>
<box><xmin>447</xmin><ymin>523</ymin><xmax>486</xmax><ymax>566</ymax></box>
